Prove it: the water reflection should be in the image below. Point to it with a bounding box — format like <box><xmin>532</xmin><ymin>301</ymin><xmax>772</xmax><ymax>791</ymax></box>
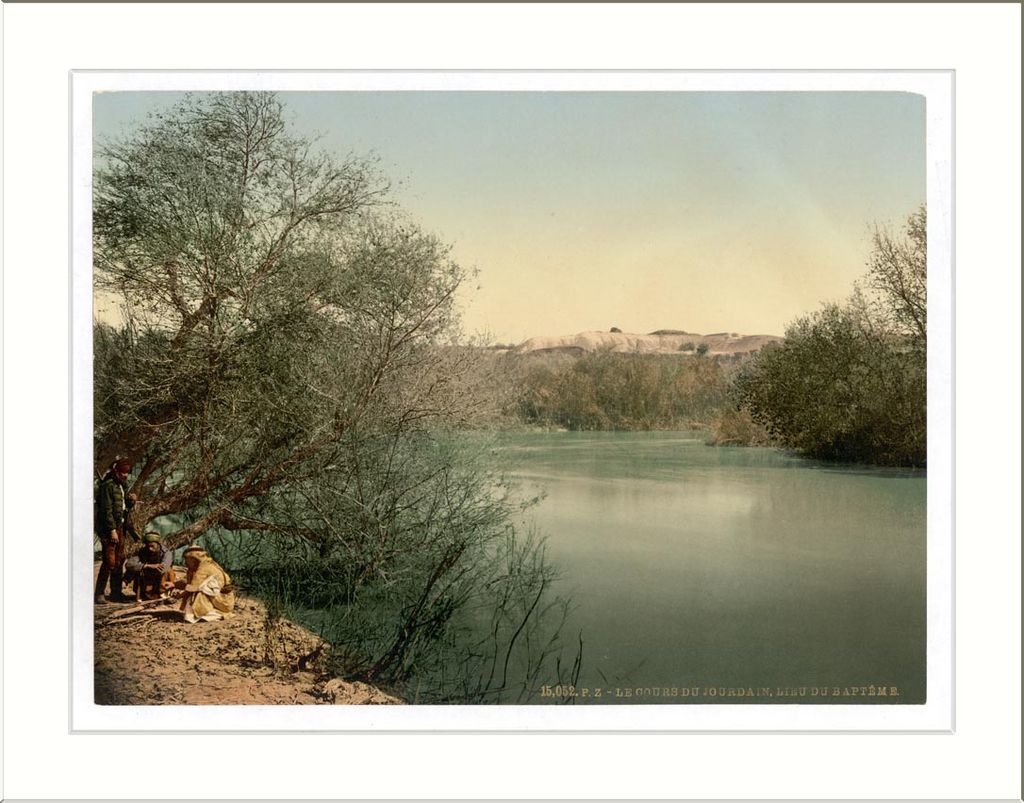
<box><xmin>498</xmin><ymin>431</ymin><xmax>927</xmax><ymax>704</ymax></box>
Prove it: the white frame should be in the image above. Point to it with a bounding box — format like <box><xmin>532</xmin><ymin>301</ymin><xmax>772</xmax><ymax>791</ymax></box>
<box><xmin>70</xmin><ymin>70</ymin><xmax>953</xmax><ymax>734</ymax></box>
<box><xmin>3</xmin><ymin>4</ymin><xmax>1020</xmax><ymax>800</ymax></box>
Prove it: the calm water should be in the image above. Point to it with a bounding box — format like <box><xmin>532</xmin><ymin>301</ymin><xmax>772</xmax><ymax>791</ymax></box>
<box><xmin>496</xmin><ymin>431</ymin><xmax>926</xmax><ymax>704</ymax></box>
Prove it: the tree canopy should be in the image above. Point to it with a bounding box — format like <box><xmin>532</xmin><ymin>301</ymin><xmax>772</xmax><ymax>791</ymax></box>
<box><xmin>94</xmin><ymin>92</ymin><xmax>468</xmax><ymax>545</ymax></box>
<box><xmin>93</xmin><ymin>93</ymin><xmax>576</xmax><ymax>698</ymax></box>
<box><xmin>735</xmin><ymin>207</ymin><xmax>927</xmax><ymax>466</ymax></box>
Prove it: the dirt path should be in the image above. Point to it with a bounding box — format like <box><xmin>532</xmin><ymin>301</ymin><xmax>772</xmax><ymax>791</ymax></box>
<box><xmin>93</xmin><ymin>568</ymin><xmax>402</xmax><ymax>705</ymax></box>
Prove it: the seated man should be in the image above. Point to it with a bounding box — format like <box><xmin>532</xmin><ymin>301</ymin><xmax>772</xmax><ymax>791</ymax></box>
<box><xmin>124</xmin><ymin>533</ymin><xmax>173</xmax><ymax>600</ymax></box>
<box><xmin>176</xmin><ymin>545</ymin><xmax>235</xmax><ymax>623</ymax></box>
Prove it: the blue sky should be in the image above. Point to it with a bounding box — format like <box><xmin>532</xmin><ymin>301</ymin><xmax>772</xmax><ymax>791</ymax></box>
<box><xmin>94</xmin><ymin>91</ymin><xmax>925</xmax><ymax>341</ymax></box>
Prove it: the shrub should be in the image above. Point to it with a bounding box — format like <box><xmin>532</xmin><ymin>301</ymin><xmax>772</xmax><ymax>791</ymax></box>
<box><xmin>735</xmin><ymin>304</ymin><xmax>925</xmax><ymax>465</ymax></box>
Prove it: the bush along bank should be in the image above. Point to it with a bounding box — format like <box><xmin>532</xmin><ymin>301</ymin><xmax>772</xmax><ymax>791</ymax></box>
<box><xmin>730</xmin><ymin>207</ymin><xmax>927</xmax><ymax>467</ymax></box>
<box><xmin>506</xmin><ymin>349</ymin><xmax>733</xmax><ymax>432</ymax></box>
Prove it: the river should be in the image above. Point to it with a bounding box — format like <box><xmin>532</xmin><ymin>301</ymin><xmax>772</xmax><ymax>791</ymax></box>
<box><xmin>496</xmin><ymin>431</ymin><xmax>926</xmax><ymax>704</ymax></box>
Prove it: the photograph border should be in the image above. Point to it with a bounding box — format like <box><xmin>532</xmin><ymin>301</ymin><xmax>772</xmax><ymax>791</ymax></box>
<box><xmin>2</xmin><ymin>2</ymin><xmax>1019</xmax><ymax>799</ymax></box>
<box><xmin>70</xmin><ymin>69</ymin><xmax>954</xmax><ymax>734</ymax></box>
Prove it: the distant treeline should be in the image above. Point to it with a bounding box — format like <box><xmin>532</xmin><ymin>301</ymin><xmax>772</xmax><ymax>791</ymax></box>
<box><xmin>489</xmin><ymin>207</ymin><xmax>927</xmax><ymax>468</ymax></box>
<box><xmin>502</xmin><ymin>349</ymin><xmax>738</xmax><ymax>432</ymax></box>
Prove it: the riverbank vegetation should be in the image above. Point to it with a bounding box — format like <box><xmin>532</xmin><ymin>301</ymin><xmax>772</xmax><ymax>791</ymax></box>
<box><xmin>497</xmin><ymin>349</ymin><xmax>773</xmax><ymax>447</ymax></box>
<box><xmin>734</xmin><ymin>208</ymin><xmax>927</xmax><ymax>466</ymax></box>
<box><xmin>511</xmin><ymin>349</ymin><xmax>730</xmax><ymax>431</ymax></box>
<box><xmin>93</xmin><ymin>92</ymin><xmax>578</xmax><ymax>702</ymax></box>
<box><xmin>485</xmin><ymin>208</ymin><xmax>927</xmax><ymax>468</ymax></box>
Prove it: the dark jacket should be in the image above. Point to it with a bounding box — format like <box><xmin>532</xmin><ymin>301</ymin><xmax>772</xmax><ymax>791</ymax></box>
<box><xmin>95</xmin><ymin>472</ymin><xmax>131</xmax><ymax>538</ymax></box>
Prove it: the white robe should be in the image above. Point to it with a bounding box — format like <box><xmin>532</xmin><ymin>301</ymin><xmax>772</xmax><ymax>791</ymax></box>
<box><xmin>182</xmin><ymin>572</ymin><xmax>230</xmax><ymax>623</ymax></box>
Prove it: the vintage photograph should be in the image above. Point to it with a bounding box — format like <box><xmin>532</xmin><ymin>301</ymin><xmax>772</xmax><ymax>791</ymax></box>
<box><xmin>88</xmin><ymin>86</ymin><xmax>928</xmax><ymax>709</ymax></box>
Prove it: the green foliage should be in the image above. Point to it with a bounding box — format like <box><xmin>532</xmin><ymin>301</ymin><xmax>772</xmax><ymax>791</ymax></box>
<box><xmin>511</xmin><ymin>350</ymin><xmax>729</xmax><ymax>431</ymax></box>
<box><xmin>93</xmin><ymin>91</ymin><xmax>577</xmax><ymax>702</ymax></box>
<box><xmin>93</xmin><ymin>91</ymin><xmax>467</xmax><ymax>544</ymax></box>
<box><xmin>706</xmin><ymin>403</ymin><xmax>773</xmax><ymax>447</ymax></box>
<box><xmin>867</xmin><ymin>205</ymin><xmax>927</xmax><ymax>343</ymax></box>
<box><xmin>206</xmin><ymin>435</ymin><xmax>577</xmax><ymax>701</ymax></box>
<box><xmin>734</xmin><ymin>208</ymin><xmax>927</xmax><ymax>466</ymax></box>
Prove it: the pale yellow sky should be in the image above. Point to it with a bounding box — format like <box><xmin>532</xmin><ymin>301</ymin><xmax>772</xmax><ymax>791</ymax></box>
<box><xmin>95</xmin><ymin>92</ymin><xmax>925</xmax><ymax>342</ymax></box>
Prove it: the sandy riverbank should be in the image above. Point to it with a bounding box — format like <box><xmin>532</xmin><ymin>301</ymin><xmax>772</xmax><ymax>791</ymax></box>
<box><xmin>93</xmin><ymin>568</ymin><xmax>402</xmax><ymax>706</ymax></box>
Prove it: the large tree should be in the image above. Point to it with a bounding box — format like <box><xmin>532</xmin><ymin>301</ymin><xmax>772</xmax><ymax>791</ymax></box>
<box><xmin>866</xmin><ymin>204</ymin><xmax>927</xmax><ymax>345</ymax></box>
<box><xmin>93</xmin><ymin>93</ymin><xmax>577</xmax><ymax>698</ymax></box>
<box><xmin>95</xmin><ymin>92</ymin><xmax>467</xmax><ymax>546</ymax></box>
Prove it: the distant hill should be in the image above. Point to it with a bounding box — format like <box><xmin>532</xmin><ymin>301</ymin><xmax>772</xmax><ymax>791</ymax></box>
<box><xmin>513</xmin><ymin>329</ymin><xmax>782</xmax><ymax>357</ymax></box>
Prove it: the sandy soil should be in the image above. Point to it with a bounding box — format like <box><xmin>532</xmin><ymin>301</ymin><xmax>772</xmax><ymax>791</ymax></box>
<box><xmin>93</xmin><ymin>568</ymin><xmax>402</xmax><ymax>706</ymax></box>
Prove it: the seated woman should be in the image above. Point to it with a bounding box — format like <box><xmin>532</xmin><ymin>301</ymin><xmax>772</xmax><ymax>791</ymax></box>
<box><xmin>176</xmin><ymin>545</ymin><xmax>235</xmax><ymax>623</ymax></box>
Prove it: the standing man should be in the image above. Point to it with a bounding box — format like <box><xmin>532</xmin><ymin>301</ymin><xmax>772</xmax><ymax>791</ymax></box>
<box><xmin>94</xmin><ymin>457</ymin><xmax>136</xmax><ymax>603</ymax></box>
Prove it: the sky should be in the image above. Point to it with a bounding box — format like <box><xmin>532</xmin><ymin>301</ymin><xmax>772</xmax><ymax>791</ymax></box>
<box><xmin>94</xmin><ymin>91</ymin><xmax>925</xmax><ymax>342</ymax></box>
